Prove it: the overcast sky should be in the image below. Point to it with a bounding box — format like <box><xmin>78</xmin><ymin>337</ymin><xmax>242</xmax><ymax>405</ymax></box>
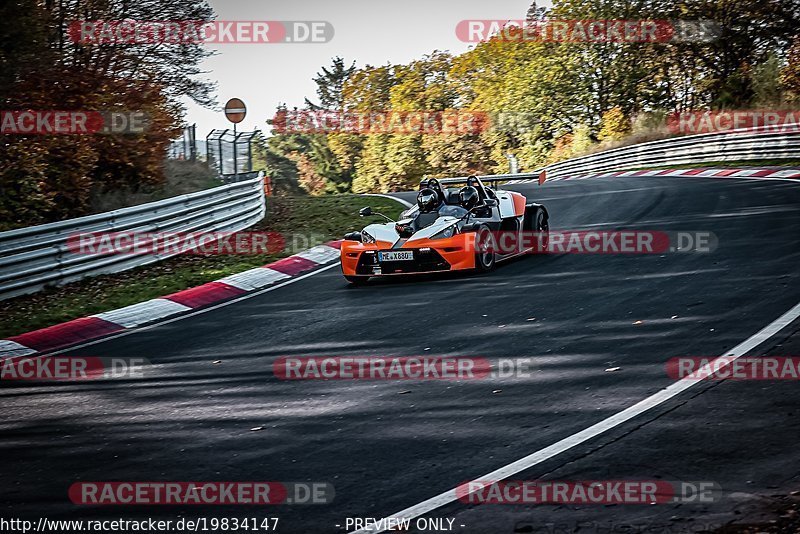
<box><xmin>184</xmin><ymin>0</ymin><xmax>547</xmax><ymax>135</ymax></box>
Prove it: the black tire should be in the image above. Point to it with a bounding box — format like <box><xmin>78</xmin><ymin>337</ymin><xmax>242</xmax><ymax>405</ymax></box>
<box><xmin>345</xmin><ymin>275</ymin><xmax>369</xmax><ymax>285</ymax></box>
<box><xmin>534</xmin><ymin>206</ymin><xmax>549</xmax><ymax>252</ymax></box>
<box><xmin>474</xmin><ymin>225</ymin><xmax>496</xmax><ymax>272</ymax></box>
<box><xmin>525</xmin><ymin>205</ymin><xmax>549</xmax><ymax>253</ymax></box>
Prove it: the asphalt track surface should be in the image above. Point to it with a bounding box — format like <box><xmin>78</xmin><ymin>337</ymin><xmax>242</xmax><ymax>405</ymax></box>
<box><xmin>1</xmin><ymin>174</ymin><xmax>799</xmax><ymax>533</ymax></box>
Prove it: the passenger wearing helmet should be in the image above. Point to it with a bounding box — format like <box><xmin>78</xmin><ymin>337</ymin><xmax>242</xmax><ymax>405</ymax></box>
<box><xmin>438</xmin><ymin>186</ymin><xmax>472</xmax><ymax>218</ymax></box>
<box><xmin>431</xmin><ymin>185</ymin><xmax>480</xmax><ymax>220</ymax></box>
<box><xmin>458</xmin><ymin>185</ymin><xmax>481</xmax><ymax>211</ymax></box>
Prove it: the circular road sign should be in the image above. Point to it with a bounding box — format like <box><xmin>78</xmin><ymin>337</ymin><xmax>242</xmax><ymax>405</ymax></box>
<box><xmin>224</xmin><ymin>98</ymin><xmax>247</xmax><ymax>124</ymax></box>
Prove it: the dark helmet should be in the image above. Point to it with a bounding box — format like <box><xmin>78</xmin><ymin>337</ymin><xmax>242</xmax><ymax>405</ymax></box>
<box><xmin>427</xmin><ymin>178</ymin><xmax>444</xmax><ymax>203</ymax></box>
<box><xmin>459</xmin><ymin>186</ymin><xmax>480</xmax><ymax>210</ymax></box>
<box><xmin>466</xmin><ymin>175</ymin><xmax>480</xmax><ymax>188</ymax></box>
<box><xmin>417</xmin><ymin>188</ymin><xmax>439</xmax><ymax>213</ymax></box>
<box><xmin>418</xmin><ymin>179</ymin><xmax>430</xmax><ymax>190</ymax></box>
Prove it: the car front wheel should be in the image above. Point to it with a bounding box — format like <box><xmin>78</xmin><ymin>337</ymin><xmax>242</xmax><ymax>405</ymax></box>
<box><xmin>474</xmin><ymin>225</ymin><xmax>496</xmax><ymax>272</ymax></box>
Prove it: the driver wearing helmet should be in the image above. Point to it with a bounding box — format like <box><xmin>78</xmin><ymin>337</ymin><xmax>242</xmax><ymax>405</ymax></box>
<box><xmin>426</xmin><ymin>178</ymin><xmax>446</xmax><ymax>209</ymax></box>
<box><xmin>416</xmin><ymin>188</ymin><xmax>439</xmax><ymax>213</ymax></box>
<box><xmin>412</xmin><ymin>187</ymin><xmax>443</xmax><ymax>231</ymax></box>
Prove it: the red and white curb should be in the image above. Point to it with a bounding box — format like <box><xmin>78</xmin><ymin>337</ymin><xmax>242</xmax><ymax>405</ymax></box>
<box><xmin>507</xmin><ymin>167</ymin><xmax>800</xmax><ymax>184</ymax></box>
<box><xmin>0</xmin><ymin>241</ymin><xmax>342</xmax><ymax>358</ymax></box>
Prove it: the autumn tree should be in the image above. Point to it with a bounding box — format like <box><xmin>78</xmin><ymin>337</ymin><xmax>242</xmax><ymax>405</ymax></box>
<box><xmin>0</xmin><ymin>0</ymin><xmax>216</xmax><ymax>226</ymax></box>
<box><xmin>781</xmin><ymin>37</ymin><xmax>800</xmax><ymax>99</ymax></box>
<box><xmin>598</xmin><ymin>107</ymin><xmax>630</xmax><ymax>143</ymax></box>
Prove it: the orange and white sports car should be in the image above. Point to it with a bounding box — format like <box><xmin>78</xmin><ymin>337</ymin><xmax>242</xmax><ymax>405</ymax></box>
<box><xmin>340</xmin><ymin>176</ymin><xmax>549</xmax><ymax>284</ymax></box>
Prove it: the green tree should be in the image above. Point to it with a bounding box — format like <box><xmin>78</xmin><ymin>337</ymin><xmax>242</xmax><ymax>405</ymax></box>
<box><xmin>353</xmin><ymin>135</ymin><xmax>390</xmax><ymax>193</ymax></box>
<box><xmin>751</xmin><ymin>54</ymin><xmax>784</xmax><ymax>106</ymax></box>
<box><xmin>304</xmin><ymin>57</ymin><xmax>356</xmax><ymax>110</ymax></box>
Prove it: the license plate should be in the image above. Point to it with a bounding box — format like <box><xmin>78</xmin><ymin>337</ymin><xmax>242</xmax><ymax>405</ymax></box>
<box><xmin>378</xmin><ymin>251</ymin><xmax>413</xmax><ymax>262</ymax></box>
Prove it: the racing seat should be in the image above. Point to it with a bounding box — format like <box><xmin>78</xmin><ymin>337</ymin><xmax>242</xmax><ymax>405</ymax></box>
<box><xmin>445</xmin><ymin>188</ymin><xmax>461</xmax><ymax>205</ymax></box>
<box><xmin>428</xmin><ymin>179</ymin><xmax>447</xmax><ymax>206</ymax></box>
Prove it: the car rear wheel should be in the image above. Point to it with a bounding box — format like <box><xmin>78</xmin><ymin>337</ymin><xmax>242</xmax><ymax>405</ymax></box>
<box><xmin>525</xmin><ymin>205</ymin><xmax>549</xmax><ymax>253</ymax></box>
<box><xmin>475</xmin><ymin>225</ymin><xmax>496</xmax><ymax>272</ymax></box>
<box><xmin>534</xmin><ymin>207</ymin><xmax>549</xmax><ymax>252</ymax></box>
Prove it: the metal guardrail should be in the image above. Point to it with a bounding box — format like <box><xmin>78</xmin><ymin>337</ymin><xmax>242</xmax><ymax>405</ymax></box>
<box><xmin>221</xmin><ymin>170</ymin><xmax>262</xmax><ymax>184</ymax></box>
<box><xmin>475</xmin><ymin>127</ymin><xmax>800</xmax><ymax>183</ymax></box>
<box><xmin>0</xmin><ymin>172</ymin><xmax>266</xmax><ymax>301</ymax></box>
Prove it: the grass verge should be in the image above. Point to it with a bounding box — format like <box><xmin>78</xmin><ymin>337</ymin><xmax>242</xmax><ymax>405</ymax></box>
<box><xmin>0</xmin><ymin>195</ymin><xmax>405</xmax><ymax>339</ymax></box>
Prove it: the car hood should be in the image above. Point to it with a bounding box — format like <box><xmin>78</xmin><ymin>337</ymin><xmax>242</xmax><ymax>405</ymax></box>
<box><xmin>406</xmin><ymin>216</ymin><xmax>461</xmax><ymax>241</ymax></box>
<box><xmin>363</xmin><ymin>216</ymin><xmax>461</xmax><ymax>247</ymax></box>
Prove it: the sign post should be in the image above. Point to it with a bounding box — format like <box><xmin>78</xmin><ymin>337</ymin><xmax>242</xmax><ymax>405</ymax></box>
<box><xmin>505</xmin><ymin>153</ymin><xmax>519</xmax><ymax>174</ymax></box>
<box><xmin>224</xmin><ymin>98</ymin><xmax>247</xmax><ymax>180</ymax></box>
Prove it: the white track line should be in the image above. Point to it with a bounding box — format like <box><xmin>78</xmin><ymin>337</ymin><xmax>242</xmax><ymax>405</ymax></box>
<box><xmin>355</xmin><ymin>301</ymin><xmax>800</xmax><ymax>533</ymax></box>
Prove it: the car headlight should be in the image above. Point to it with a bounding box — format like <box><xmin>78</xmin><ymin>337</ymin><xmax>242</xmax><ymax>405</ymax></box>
<box><xmin>361</xmin><ymin>230</ymin><xmax>376</xmax><ymax>244</ymax></box>
<box><xmin>431</xmin><ymin>224</ymin><xmax>458</xmax><ymax>240</ymax></box>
